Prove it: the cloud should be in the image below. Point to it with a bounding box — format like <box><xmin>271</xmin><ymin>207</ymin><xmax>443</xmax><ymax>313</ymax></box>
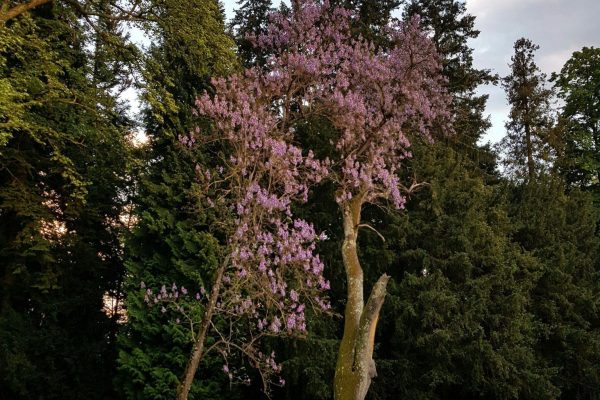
<box><xmin>465</xmin><ymin>0</ymin><xmax>600</xmax><ymax>142</ymax></box>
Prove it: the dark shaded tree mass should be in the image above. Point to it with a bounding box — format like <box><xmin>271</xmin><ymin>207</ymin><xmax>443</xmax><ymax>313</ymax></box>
<box><xmin>0</xmin><ymin>1</ymin><xmax>133</xmax><ymax>398</ymax></box>
<box><xmin>1</xmin><ymin>1</ymin><xmax>599</xmax><ymax>400</ymax></box>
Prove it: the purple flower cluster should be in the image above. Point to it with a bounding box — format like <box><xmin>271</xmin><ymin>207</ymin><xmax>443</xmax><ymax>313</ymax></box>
<box><xmin>151</xmin><ymin>0</ymin><xmax>450</xmax><ymax>393</ymax></box>
<box><xmin>254</xmin><ymin>0</ymin><xmax>450</xmax><ymax>209</ymax></box>
<box><xmin>178</xmin><ymin>133</ymin><xmax>196</xmax><ymax>148</ymax></box>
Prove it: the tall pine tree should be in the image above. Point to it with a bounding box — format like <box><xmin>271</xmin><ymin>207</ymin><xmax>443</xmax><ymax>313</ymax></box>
<box><xmin>499</xmin><ymin>40</ymin><xmax>600</xmax><ymax>400</ymax></box>
<box><xmin>326</xmin><ymin>0</ymin><xmax>401</xmax><ymax>48</ymax></box>
<box><xmin>230</xmin><ymin>0</ymin><xmax>273</xmax><ymax>68</ymax></box>
<box><xmin>498</xmin><ymin>38</ymin><xmax>554</xmax><ymax>180</ymax></box>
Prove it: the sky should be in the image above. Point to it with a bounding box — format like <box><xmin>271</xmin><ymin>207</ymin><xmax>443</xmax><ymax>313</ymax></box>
<box><xmin>464</xmin><ymin>0</ymin><xmax>600</xmax><ymax>143</ymax></box>
<box><xmin>220</xmin><ymin>0</ymin><xmax>600</xmax><ymax>143</ymax></box>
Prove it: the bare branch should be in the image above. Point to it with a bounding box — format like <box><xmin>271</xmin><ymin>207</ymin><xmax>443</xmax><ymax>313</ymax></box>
<box><xmin>64</xmin><ymin>0</ymin><xmax>152</xmax><ymax>22</ymax></box>
<box><xmin>357</xmin><ymin>223</ymin><xmax>385</xmax><ymax>242</ymax></box>
<box><xmin>0</xmin><ymin>0</ymin><xmax>52</xmax><ymax>22</ymax></box>
<box><xmin>399</xmin><ymin>172</ymin><xmax>429</xmax><ymax>195</ymax></box>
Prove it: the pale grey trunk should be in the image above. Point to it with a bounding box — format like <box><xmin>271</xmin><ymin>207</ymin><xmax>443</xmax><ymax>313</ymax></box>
<box><xmin>334</xmin><ymin>196</ymin><xmax>390</xmax><ymax>400</ymax></box>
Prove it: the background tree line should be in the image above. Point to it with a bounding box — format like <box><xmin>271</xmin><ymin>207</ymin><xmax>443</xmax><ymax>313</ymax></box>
<box><xmin>0</xmin><ymin>0</ymin><xmax>598</xmax><ymax>399</ymax></box>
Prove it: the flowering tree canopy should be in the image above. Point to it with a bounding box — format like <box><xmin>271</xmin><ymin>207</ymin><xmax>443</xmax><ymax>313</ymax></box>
<box><xmin>168</xmin><ymin>1</ymin><xmax>449</xmax><ymax>399</ymax></box>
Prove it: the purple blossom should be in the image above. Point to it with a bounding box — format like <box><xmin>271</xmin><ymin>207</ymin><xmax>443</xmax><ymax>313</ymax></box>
<box><xmin>270</xmin><ymin>317</ymin><xmax>282</xmax><ymax>333</ymax></box>
<box><xmin>162</xmin><ymin>0</ymin><xmax>448</xmax><ymax>392</ymax></box>
<box><xmin>286</xmin><ymin>314</ymin><xmax>296</xmax><ymax>330</ymax></box>
<box><xmin>290</xmin><ymin>289</ymin><xmax>299</xmax><ymax>302</ymax></box>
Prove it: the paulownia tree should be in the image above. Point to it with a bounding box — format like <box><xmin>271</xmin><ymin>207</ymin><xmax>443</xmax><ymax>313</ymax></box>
<box><xmin>164</xmin><ymin>1</ymin><xmax>449</xmax><ymax>399</ymax></box>
<box><xmin>172</xmin><ymin>72</ymin><xmax>331</xmax><ymax>399</ymax></box>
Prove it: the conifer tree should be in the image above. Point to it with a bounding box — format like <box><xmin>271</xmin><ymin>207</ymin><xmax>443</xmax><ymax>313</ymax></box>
<box><xmin>230</xmin><ymin>0</ymin><xmax>273</xmax><ymax>68</ymax></box>
<box><xmin>499</xmin><ymin>38</ymin><xmax>554</xmax><ymax>180</ymax></box>
<box><xmin>499</xmin><ymin>43</ymin><xmax>600</xmax><ymax>400</ymax></box>
<box><xmin>368</xmin><ymin>143</ymin><xmax>559</xmax><ymax>400</ymax></box>
<box><xmin>404</xmin><ymin>0</ymin><xmax>496</xmax><ymax>158</ymax></box>
<box><xmin>116</xmin><ymin>1</ymin><xmax>241</xmax><ymax>398</ymax></box>
<box><xmin>508</xmin><ymin>176</ymin><xmax>600</xmax><ymax>399</ymax></box>
<box><xmin>331</xmin><ymin>0</ymin><xmax>402</xmax><ymax>47</ymax></box>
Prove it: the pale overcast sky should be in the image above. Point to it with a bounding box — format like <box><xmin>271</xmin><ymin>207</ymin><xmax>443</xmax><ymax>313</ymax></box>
<box><xmin>221</xmin><ymin>0</ymin><xmax>600</xmax><ymax>143</ymax></box>
<box><xmin>465</xmin><ymin>0</ymin><xmax>600</xmax><ymax>142</ymax></box>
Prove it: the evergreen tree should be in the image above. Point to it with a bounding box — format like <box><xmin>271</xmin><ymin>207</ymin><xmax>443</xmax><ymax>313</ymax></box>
<box><xmin>363</xmin><ymin>143</ymin><xmax>557</xmax><ymax>400</ymax></box>
<box><xmin>116</xmin><ymin>1</ymin><xmax>243</xmax><ymax>398</ymax></box>
<box><xmin>498</xmin><ymin>38</ymin><xmax>555</xmax><ymax>180</ymax></box>
<box><xmin>329</xmin><ymin>0</ymin><xmax>401</xmax><ymax>47</ymax></box>
<box><xmin>553</xmin><ymin>47</ymin><xmax>600</xmax><ymax>202</ymax></box>
<box><xmin>230</xmin><ymin>0</ymin><xmax>273</xmax><ymax>68</ymax></box>
<box><xmin>0</xmin><ymin>2</ymin><xmax>133</xmax><ymax>399</ymax></box>
<box><xmin>508</xmin><ymin>176</ymin><xmax>600</xmax><ymax>399</ymax></box>
<box><xmin>498</xmin><ymin>42</ymin><xmax>600</xmax><ymax>400</ymax></box>
<box><xmin>404</xmin><ymin>0</ymin><xmax>496</xmax><ymax>163</ymax></box>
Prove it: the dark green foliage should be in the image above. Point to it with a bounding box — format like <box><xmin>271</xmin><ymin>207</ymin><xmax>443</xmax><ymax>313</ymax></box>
<box><xmin>404</xmin><ymin>0</ymin><xmax>496</xmax><ymax>156</ymax></box>
<box><xmin>330</xmin><ymin>0</ymin><xmax>402</xmax><ymax>48</ymax></box>
<box><xmin>552</xmin><ymin>47</ymin><xmax>600</xmax><ymax>202</ymax></box>
<box><xmin>230</xmin><ymin>0</ymin><xmax>273</xmax><ymax>68</ymax></box>
<box><xmin>364</xmin><ymin>144</ymin><xmax>558</xmax><ymax>400</ymax></box>
<box><xmin>349</xmin><ymin>0</ymin><xmax>402</xmax><ymax>46</ymax></box>
<box><xmin>116</xmin><ymin>166</ymin><xmax>228</xmax><ymax>399</ymax></box>
<box><xmin>508</xmin><ymin>177</ymin><xmax>600</xmax><ymax>399</ymax></box>
<box><xmin>0</xmin><ymin>2</ymin><xmax>132</xmax><ymax>399</ymax></box>
<box><xmin>115</xmin><ymin>0</ymin><xmax>242</xmax><ymax>398</ymax></box>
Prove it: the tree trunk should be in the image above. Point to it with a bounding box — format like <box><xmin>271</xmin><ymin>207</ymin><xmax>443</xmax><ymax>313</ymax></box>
<box><xmin>525</xmin><ymin>123</ymin><xmax>535</xmax><ymax>180</ymax></box>
<box><xmin>524</xmin><ymin>102</ymin><xmax>535</xmax><ymax>181</ymax></box>
<box><xmin>334</xmin><ymin>196</ymin><xmax>390</xmax><ymax>400</ymax></box>
<box><xmin>176</xmin><ymin>259</ymin><xmax>227</xmax><ymax>400</ymax></box>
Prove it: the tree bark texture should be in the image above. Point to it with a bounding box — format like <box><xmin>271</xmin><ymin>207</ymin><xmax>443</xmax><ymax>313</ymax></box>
<box><xmin>334</xmin><ymin>196</ymin><xmax>390</xmax><ymax>400</ymax></box>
